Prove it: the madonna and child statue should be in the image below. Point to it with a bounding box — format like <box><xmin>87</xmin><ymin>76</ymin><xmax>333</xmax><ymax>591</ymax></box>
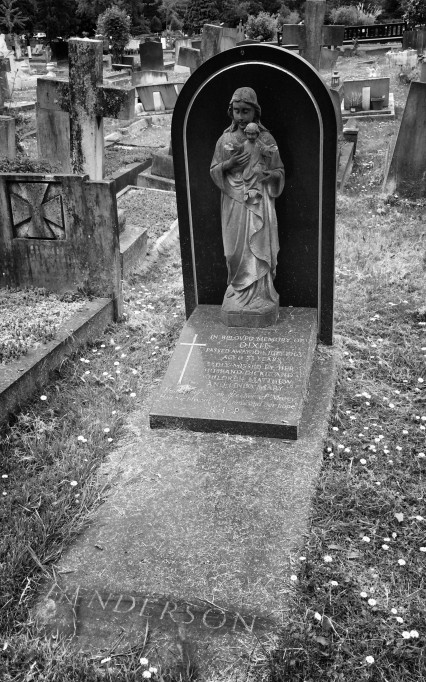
<box><xmin>210</xmin><ymin>87</ymin><xmax>285</xmax><ymax>328</ymax></box>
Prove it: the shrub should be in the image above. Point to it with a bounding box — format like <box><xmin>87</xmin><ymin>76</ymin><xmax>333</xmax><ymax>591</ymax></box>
<box><xmin>184</xmin><ymin>0</ymin><xmax>220</xmax><ymax>34</ymax></box>
<box><xmin>330</xmin><ymin>5</ymin><xmax>359</xmax><ymax>24</ymax></box>
<box><xmin>151</xmin><ymin>15</ymin><xmax>162</xmax><ymax>32</ymax></box>
<box><xmin>330</xmin><ymin>3</ymin><xmax>381</xmax><ymax>25</ymax></box>
<box><xmin>96</xmin><ymin>4</ymin><xmax>131</xmax><ymax>63</ymax></box>
<box><xmin>246</xmin><ymin>11</ymin><xmax>278</xmax><ymax>40</ymax></box>
<box><xmin>401</xmin><ymin>0</ymin><xmax>426</xmax><ymax>25</ymax></box>
<box><xmin>277</xmin><ymin>7</ymin><xmax>300</xmax><ymax>26</ymax></box>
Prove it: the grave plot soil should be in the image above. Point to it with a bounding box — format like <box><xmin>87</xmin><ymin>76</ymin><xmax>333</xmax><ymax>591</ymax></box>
<box><xmin>117</xmin><ymin>187</ymin><xmax>177</xmax><ymax>247</ymax></box>
<box><xmin>0</xmin><ymin>288</ymin><xmax>87</xmax><ymax>364</ymax></box>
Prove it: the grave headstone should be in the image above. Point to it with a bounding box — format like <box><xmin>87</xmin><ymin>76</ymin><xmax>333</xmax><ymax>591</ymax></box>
<box><xmin>0</xmin><ymin>115</ymin><xmax>15</xmax><ymax>159</ymax></box>
<box><xmin>0</xmin><ymin>34</ymin><xmax>10</xmax><ymax>57</ymax></box>
<box><xmin>383</xmin><ymin>81</ymin><xmax>426</xmax><ymax>197</ymax></box>
<box><xmin>343</xmin><ymin>76</ymin><xmax>390</xmax><ymax>111</ymax></box>
<box><xmin>177</xmin><ymin>24</ymin><xmax>238</xmax><ymax>73</ymax></box>
<box><xmin>150</xmin><ymin>43</ymin><xmax>337</xmax><ymax>439</ymax></box>
<box><xmin>0</xmin><ymin>57</ymin><xmax>11</xmax><ymax>113</ymax></box>
<box><xmin>0</xmin><ymin>172</ymin><xmax>122</xmax><ymax>318</ymax></box>
<box><xmin>304</xmin><ymin>0</ymin><xmax>326</xmax><ymax>70</ymax></box>
<box><xmin>139</xmin><ymin>41</ymin><xmax>164</xmax><ymax>71</ymax></box>
<box><xmin>132</xmin><ymin>69</ymin><xmax>168</xmax><ymax>86</ymax></box>
<box><xmin>37</xmin><ymin>39</ymin><xmax>135</xmax><ymax>180</ymax></box>
<box><xmin>280</xmin><ymin>13</ymin><xmax>344</xmax><ymax>70</ymax></box>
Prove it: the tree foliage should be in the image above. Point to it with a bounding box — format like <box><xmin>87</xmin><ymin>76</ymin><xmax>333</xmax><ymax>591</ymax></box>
<box><xmin>184</xmin><ymin>0</ymin><xmax>219</xmax><ymax>34</ymax></box>
<box><xmin>246</xmin><ymin>10</ymin><xmax>277</xmax><ymax>39</ymax></box>
<box><xmin>97</xmin><ymin>4</ymin><xmax>131</xmax><ymax>60</ymax></box>
<box><xmin>36</xmin><ymin>0</ymin><xmax>80</xmax><ymax>39</ymax></box>
<box><xmin>401</xmin><ymin>0</ymin><xmax>426</xmax><ymax>24</ymax></box>
<box><xmin>0</xmin><ymin>0</ymin><xmax>25</xmax><ymax>34</ymax></box>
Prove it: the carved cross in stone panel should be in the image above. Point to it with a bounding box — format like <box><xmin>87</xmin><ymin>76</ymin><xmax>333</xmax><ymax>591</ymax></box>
<box><xmin>36</xmin><ymin>39</ymin><xmax>135</xmax><ymax>180</ymax></box>
<box><xmin>178</xmin><ymin>334</ymin><xmax>206</xmax><ymax>384</ymax></box>
<box><xmin>9</xmin><ymin>181</ymin><xmax>66</xmax><ymax>239</ymax></box>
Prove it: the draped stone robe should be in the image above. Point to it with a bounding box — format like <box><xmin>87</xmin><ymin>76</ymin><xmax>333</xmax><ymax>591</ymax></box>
<box><xmin>210</xmin><ymin>124</ymin><xmax>285</xmax><ymax>311</ymax></box>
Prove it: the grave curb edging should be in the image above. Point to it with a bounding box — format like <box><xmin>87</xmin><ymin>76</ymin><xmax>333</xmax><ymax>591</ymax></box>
<box><xmin>0</xmin><ymin>298</ymin><xmax>114</xmax><ymax>430</ymax></box>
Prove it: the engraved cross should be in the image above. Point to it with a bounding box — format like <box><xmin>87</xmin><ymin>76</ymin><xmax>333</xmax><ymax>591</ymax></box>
<box><xmin>178</xmin><ymin>334</ymin><xmax>206</xmax><ymax>384</ymax></box>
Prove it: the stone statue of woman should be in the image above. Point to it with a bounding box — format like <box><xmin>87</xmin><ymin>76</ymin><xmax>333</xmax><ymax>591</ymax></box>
<box><xmin>210</xmin><ymin>87</ymin><xmax>285</xmax><ymax>327</ymax></box>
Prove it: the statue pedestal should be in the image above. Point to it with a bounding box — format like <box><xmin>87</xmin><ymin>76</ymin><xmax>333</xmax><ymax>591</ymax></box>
<box><xmin>221</xmin><ymin>299</ymin><xmax>279</xmax><ymax>328</ymax></box>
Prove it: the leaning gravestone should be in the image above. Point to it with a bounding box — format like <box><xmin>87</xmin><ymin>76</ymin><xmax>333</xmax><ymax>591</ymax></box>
<box><xmin>150</xmin><ymin>44</ymin><xmax>337</xmax><ymax>439</ymax></box>
<box><xmin>383</xmin><ymin>81</ymin><xmax>426</xmax><ymax>197</ymax></box>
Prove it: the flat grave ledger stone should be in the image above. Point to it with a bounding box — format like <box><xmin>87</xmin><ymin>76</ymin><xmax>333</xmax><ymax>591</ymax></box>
<box><xmin>150</xmin><ymin>44</ymin><xmax>337</xmax><ymax>440</ymax></box>
<box><xmin>150</xmin><ymin>305</ymin><xmax>317</xmax><ymax>439</ymax></box>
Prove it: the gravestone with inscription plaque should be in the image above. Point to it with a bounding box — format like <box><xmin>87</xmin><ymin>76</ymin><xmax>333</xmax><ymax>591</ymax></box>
<box><xmin>150</xmin><ymin>44</ymin><xmax>337</xmax><ymax>440</ymax></box>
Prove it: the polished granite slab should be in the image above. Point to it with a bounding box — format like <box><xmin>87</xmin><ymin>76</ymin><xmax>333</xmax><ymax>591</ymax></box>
<box><xmin>150</xmin><ymin>305</ymin><xmax>317</xmax><ymax>439</ymax></box>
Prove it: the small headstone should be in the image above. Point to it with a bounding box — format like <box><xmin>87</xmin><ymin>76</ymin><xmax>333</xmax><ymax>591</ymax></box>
<box><xmin>151</xmin><ymin>148</ymin><xmax>174</xmax><ymax>179</ymax></box>
<box><xmin>139</xmin><ymin>41</ymin><xmax>164</xmax><ymax>71</ymax></box>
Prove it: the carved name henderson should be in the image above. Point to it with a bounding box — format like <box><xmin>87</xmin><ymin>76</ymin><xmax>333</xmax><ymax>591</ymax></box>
<box><xmin>44</xmin><ymin>583</ymin><xmax>272</xmax><ymax>636</ymax></box>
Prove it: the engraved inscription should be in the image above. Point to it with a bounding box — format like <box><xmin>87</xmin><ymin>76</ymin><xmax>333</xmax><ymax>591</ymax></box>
<box><xmin>168</xmin><ymin>327</ymin><xmax>312</xmax><ymax>416</ymax></box>
<box><xmin>8</xmin><ymin>181</ymin><xmax>66</xmax><ymax>240</ymax></box>
<box><xmin>43</xmin><ymin>583</ymin><xmax>271</xmax><ymax>637</ymax></box>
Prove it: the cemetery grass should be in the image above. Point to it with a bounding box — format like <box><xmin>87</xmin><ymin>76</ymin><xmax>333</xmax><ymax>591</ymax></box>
<box><xmin>0</xmin><ymin>255</ymin><xmax>187</xmax><ymax>681</ymax></box>
<box><xmin>259</xmin><ymin>128</ymin><xmax>426</xmax><ymax>680</ymax></box>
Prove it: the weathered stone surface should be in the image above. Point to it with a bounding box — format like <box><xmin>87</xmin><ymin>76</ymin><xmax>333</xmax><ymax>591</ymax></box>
<box><xmin>119</xmin><ymin>224</ymin><xmax>148</xmax><ymax>277</ymax></box>
<box><xmin>151</xmin><ymin>151</ymin><xmax>174</xmax><ymax>179</ymax></box>
<box><xmin>36</xmin><ymin>39</ymin><xmax>135</xmax><ymax>180</ymax></box>
<box><xmin>136</xmin><ymin>82</ymin><xmax>184</xmax><ymax>112</ymax></box>
<box><xmin>0</xmin><ymin>56</ymin><xmax>11</xmax><ymax>112</ymax></box>
<box><xmin>0</xmin><ymin>173</ymin><xmax>122</xmax><ymax>318</ymax></box>
<box><xmin>0</xmin><ymin>298</ymin><xmax>114</xmax><ymax>428</ymax></box>
<box><xmin>150</xmin><ymin>305</ymin><xmax>317</xmax><ymax>439</ymax></box>
<box><xmin>343</xmin><ymin>77</ymin><xmax>390</xmax><ymax>111</ymax></box>
<box><xmin>132</xmin><ymin>69</ymin><xmax>167</xmax><ymax>86</ymax></box>
<box><xmin>383</xmin><ymin>81</ymin><xmax>426</xmax><ymax>197</ymax></box>
<box><xmin>0</xmin><ymin>115</ymin><xmax>15</xmax><ymax>159</ymax></box>
<box><xmin>303</xmin><ymin>0</ymin><xmax>326</xmax><ymax>70</ymax></box>
<box><xmin>35</xmin><ymin>345</ymin><xmax>338</xmax><ymax>675</ymax></box>
<box><xmin>137</xmin><ymin>169</ymin><xmax>175</xmax><ymax>191</ymax></box>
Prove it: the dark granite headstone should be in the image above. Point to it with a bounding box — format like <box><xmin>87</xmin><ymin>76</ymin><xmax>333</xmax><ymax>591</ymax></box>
<box><xmin>139</xmin><ymin>41</ymin><xmax>164</xmax><ymax>71</ymax></box>
<box><xmin>150</xmin><ymin>44</ymin><xmax>337</xmax><ymax>439</ymax></box>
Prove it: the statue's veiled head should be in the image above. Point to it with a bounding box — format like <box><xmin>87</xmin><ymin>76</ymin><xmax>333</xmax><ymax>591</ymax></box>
<box><xmin>227</xmin><ymin>87</ymin><xmax>261</xmax><ymax>125</ymax></box>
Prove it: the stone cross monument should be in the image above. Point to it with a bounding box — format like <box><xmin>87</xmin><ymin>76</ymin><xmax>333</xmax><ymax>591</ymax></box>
<box><xmin>36</xmin><ymin>39</ymin><xmax>135</xmax><ymax>180</ymax></box>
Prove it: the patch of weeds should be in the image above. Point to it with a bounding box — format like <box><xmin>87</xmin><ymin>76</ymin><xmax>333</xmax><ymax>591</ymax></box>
<box><xmin>0</xmin><ymin>287</ymin><xmax>87</xmax><ymax>364</ymax></box>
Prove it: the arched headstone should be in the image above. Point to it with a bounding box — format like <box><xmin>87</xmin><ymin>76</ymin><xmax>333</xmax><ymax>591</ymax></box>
<box><xmin>150</xmin><ymin>44</ymin><xmax>337</xmax><ymax>439</ymax></box>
